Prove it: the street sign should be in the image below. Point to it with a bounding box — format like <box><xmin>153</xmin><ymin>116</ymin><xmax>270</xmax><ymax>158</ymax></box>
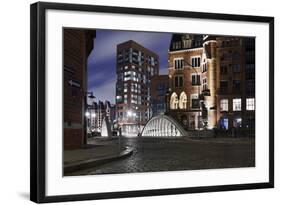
<box><xmin>68</xmin><ymin>79</ymin><xmax>81</xmax><ymax>88</ymax></box>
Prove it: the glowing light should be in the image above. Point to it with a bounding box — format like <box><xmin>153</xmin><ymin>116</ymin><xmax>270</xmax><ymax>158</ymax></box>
<box><xmin>127</xmin><ymin>110</ymin><xmax>132</xmax><ymax>117</ymax></box>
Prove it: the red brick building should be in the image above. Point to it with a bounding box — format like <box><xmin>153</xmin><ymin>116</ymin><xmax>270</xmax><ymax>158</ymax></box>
<box><xmin>63</xmin><ymin>28</ymin><xmax>96</xmax><ymax>149</ymax></box>
<box><xmin>167</xmin><ymin>34</ymin><xmax>255</xmax><ymax>131</ymax></box>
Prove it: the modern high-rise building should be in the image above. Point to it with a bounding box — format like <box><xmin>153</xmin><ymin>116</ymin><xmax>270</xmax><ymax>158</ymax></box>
<box><xmin>167</xmin><ymin>34</ymin><xmax>255</xmax><ymax>131</ymax></box>
<box><xmin>116</xmin><ymin>40</ymin><xmax>159</xmax><ymax>136</ymax></box>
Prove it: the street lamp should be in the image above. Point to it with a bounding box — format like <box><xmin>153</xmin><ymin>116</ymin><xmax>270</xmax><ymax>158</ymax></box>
<box><xmin>84</xmin><ymin>91</ymin><xmax>95</xmax><ymax>145</ymax></box>
<box><xmin>85</xmin><ymin>111</ymin><xmax>90</xmax><ymax>117</ymax></box>
<box><xmin>127</xmin><ymin>110</ymin><xmax>133</xmax><ymax>117</ymax></box>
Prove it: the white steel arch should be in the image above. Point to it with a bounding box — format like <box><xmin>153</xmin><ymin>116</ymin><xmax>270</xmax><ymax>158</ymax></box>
<box><xmin>141</xmin><ymin>115</ymin><xmax>186</xmax><ymax>137</ymax></box>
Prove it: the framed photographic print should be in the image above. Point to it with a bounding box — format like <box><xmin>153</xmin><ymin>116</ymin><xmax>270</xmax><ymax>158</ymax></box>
<box><xmin>30</xmin><ymin>2</ymin><xmax>274</xmax><ymax>203</ymax></box>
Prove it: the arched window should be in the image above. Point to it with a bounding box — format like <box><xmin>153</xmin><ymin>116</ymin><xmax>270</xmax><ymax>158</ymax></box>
<box><xmin>179</xmin><ymin>92</ymin><xmax>187</xmax><ymax>109</ymax></box>
<box><xmin>170</xmin><ymin>92</ymin><xmax>178</xmax><ymax>109</ymax></box>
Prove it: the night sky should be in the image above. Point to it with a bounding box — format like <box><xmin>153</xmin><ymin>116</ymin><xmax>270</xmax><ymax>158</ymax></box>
<box><xmin>87</xmin><ymin>29</ymin><xmax>172</xmax><ymax>104</ymax></box>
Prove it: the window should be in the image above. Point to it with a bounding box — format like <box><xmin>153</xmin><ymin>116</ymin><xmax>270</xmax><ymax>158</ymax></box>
<box><xmin>191</xmin><ymin>74</ymin><xmax>200</xmax><ymax>85</ymax></box>
<box><xmin>220</xmin><ymin>99</ymin><xmax>228</xmax><ymax>111</ymax></box>
<box><xmin>179</xmin><ymin>92</ymin><xmax>187</xmax><ymax>109</ymax></box>
<box><xmin>191</xmin><ymin>94</ymin><xmax>200</xmax><ymax>109</ymax></box>
<box><xmin>233</xmin><ymin>64</ymin><xmax>241</xmax><ymax>72</ymax></box>
<box><xmin>246</xmin><ymin>64</ymin><xmax>255</xmax><ymax>79</ymax></box>
<box><xmin>232</xmin><ymin>52</ymin><xmax>240</xmax><ymax>60</ymax></box>
<box><xmin>233</xmin><ymin>118</ymin><xmax>242</xmax><ymax>128</ymax></box>
<box><xmin>124</xmin><ymin>94</ymin><xmax>127</xmax><ymax>103</ymax></box>
<box><xmin>157</xmin><ymin>83</ymin><xmax>167</xmax><ymax>96</ymax></box>
<box><xmin>183</xmin><ymin>40</ymin><xmax>192</xmax><ymax>48</ymax></box>
<box><xmin>191</xmin><ymin>57</ymin><xmax>201</xmax><ymax>67</ymax></box>
<box><xmin>116</xmin><ymin>95</ymin><xmax>122</xmax><ymax>103</ymax></box>
<box><xmin>202</xmin><ymin>78</ymin><xmax>208</xmax><ymax>90</ymax></box>
<box><xmin>170</xmin><ymin>93</ymin><xmax>178</xmax><ymax>109</ymax></box>
<box><xmin>220</xmin><ymin>81</ymin><xmax>228</xmax><ymax>93</ymax></box>
<box><xmin>173</xmin><ymin>42</ymin><xmax>181</xmax><ymax>50</ymax></box>
<box><xmin>220</xmin><ymin>117</ymin><xmax>229</xmax><ymax>130</ymax></box>
<box><xmin>246</xmin><ymin>80</ymin><xmax>255</xmax><ymax>95</ymax></box>
<box><xmin>233</xmin><ymin>98</ymin><xmax>241</xmax><ymax>111</ymax></box>
<box><xmin>189</xmin><ymin>115</ymin><xmax>196</xmax><ymax>130</ymax></box>
<box><xmin>221</xmin><ymin>65</ymin><xmax>228</xmax><ymax>74</ymax></box>
<box><xmin>246</xmin><ymin>51</ymin><xmax>255</xmax><ymax>63</ymax></box>
<box><xmin>202</xmin><ymin>63</ymin><xmax>208</xmax><ymax>72</ymax></box>
<box><xmin>174</xmin><ymin>75</ymin><xmax>183</xmax><ymax>87</ymax></box>
<box><xmin>174</xmin><ymin>59</ymin><xmax>184</xmax><ymax>69</ymax></box>
<box><xmin>117</xmin><ymin>73</ymin><xmax>123</xmax><ymax>81</ymax></box>
<box><xmin>233</xmin><ymin>80</ymin><xmax>241</xmax><ymax>92</ymax></box>
<box><xmin>246</xmin><ymin>98</ymin><xmax>255</xmax><ymax>110</ymax></box>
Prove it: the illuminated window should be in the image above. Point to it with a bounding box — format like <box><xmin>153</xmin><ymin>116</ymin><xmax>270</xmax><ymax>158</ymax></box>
<box><xmin>220</xmin><ymin>99</ymin><xmax>229</xmax><ymax>111</ymax></box>
<box><xmin>179</xmin><ymin>92</ymin><xmax>187</xmax><ymax>109</ymax></box>
<box><xmin>233</xmin><ymin>98</ymin><xmax>241</xmax><ymax>111</ymax></box>
<box><xmin>170</xmin><ymin>92</ymin><xmax>178</xmax><ymax>109</ymax></box>
<box><xmin>246</xmin><ymin>98</ymin><xmax>255</xmax><ymax>110</ymax></box>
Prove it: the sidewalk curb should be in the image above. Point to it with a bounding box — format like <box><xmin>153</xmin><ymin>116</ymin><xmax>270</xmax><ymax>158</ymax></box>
<box><xmin>64</xmin><ymin>146</ymin><xmax>133</xmax><ymax>174</ymax></box>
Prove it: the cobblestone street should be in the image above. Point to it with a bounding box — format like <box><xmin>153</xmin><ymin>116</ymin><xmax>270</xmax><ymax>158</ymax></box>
<box><xmin>69</xmin><ymin>137</ymin><xmax>255</xmax><ymax>176</ymax></box>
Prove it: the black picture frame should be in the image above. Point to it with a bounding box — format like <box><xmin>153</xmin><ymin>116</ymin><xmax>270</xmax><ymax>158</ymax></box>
<box><xmin>30</xmin><ymin>2</ymin><xmax>274</xmax><ymax>203</ymax></box>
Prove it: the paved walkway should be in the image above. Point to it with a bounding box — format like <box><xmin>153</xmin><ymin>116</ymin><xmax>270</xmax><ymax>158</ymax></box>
<box><xmin>64</xmin><ymin>137</ymin><xmax>133</xmax><ymax>175</ymax></box>
<box><xmin>70</xmin><ymin>137</ymin><xmax>255</xmax><ymax>176</ymax></box>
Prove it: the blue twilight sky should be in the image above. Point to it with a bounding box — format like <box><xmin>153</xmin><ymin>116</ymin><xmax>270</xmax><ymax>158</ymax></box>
<box><xmin>87</xmin><ymin>29</ymin><xmax>172</xmax><ymax>104</ymax></box>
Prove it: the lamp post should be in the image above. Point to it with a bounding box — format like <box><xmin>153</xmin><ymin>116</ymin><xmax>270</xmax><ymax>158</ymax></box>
<box><xmin>84</xmin><ymin>91</ymin><xmax>95</xmax><ymax>145</ymax></box>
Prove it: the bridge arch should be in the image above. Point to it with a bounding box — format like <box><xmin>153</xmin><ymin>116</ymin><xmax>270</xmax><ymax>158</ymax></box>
<box><xmin>101</xmin><ymin>116</ymin><xmax>112</xmax><ymax>138</ymax></box>
<box><xmin>141</xmin><ymin>115</ymin><xmax>187</xmax><ymax>137</ymax></box>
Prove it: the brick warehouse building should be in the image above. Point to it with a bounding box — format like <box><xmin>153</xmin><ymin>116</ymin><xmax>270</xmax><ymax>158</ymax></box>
<box><xmin>63</xmin><ymin>29</ymin><xmax>96</xmax><ymax>149</ymax></box>
<box><xmin>116</xmin><ymin>40</ymin><xmax>159</xmax><ymax>136</ymax></box>
<box><xmin>167</xmin><ymin>34</ymin><xmax>255</xmax><ymax>131</ymax></box>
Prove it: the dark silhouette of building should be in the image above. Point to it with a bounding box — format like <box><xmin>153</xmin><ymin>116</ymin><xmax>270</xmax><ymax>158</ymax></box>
<box><xmin>63</xmin><ymin>29</ymin><xmax>96</xmax><ymax>149</ymax></box>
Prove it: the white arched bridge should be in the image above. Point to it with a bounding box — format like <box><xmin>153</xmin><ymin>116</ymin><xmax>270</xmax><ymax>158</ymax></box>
<box><xmin>141</xmin><ymin>115</ymin><xmax>187</xmax><ymax>137</ymax></box>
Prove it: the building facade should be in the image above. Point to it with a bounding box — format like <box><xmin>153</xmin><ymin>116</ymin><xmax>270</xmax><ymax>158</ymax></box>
<box><xmin>89</xmin><ymin>100</ymin><xmax>115</xmax><ymax>133</ymax></box>
<box><xmin>116</xmin><ymin>40</ymin><xmax>159</xmax><ymax>136</ymax></box>
<box><xmin>63</xmin><ymin>28</ymin><xmax>95</xmax><ymax>149</ymax></box>
<box><xmin>167</xmin><ymin>34</ymin><xmax>255</xmax><ymax>131</ymax></box>
<box><xmin>151</xmin><ymin>75</ymin><xmax>169</xmax><ymax>116</ymax></box>
<box><xmin>167</xmin><ymin>34</ymin><xmax>204</xmax><ymax>130</ymax></box>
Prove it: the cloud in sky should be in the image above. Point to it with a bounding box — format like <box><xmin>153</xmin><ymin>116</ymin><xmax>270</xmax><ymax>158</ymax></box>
<box><xmin>88</xmin><ymin>30</ymin><xmax>171</xmax><ymax>66</ymax></box>
<box><xmin>87</xmin><ymin>29</ymin><xmax>172</xmax><ymax>104</ymax></box>
<box><xmin>88</xmin><ymin>76</ymin><xmax>116</xmax><ymax>103</ymax></box>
